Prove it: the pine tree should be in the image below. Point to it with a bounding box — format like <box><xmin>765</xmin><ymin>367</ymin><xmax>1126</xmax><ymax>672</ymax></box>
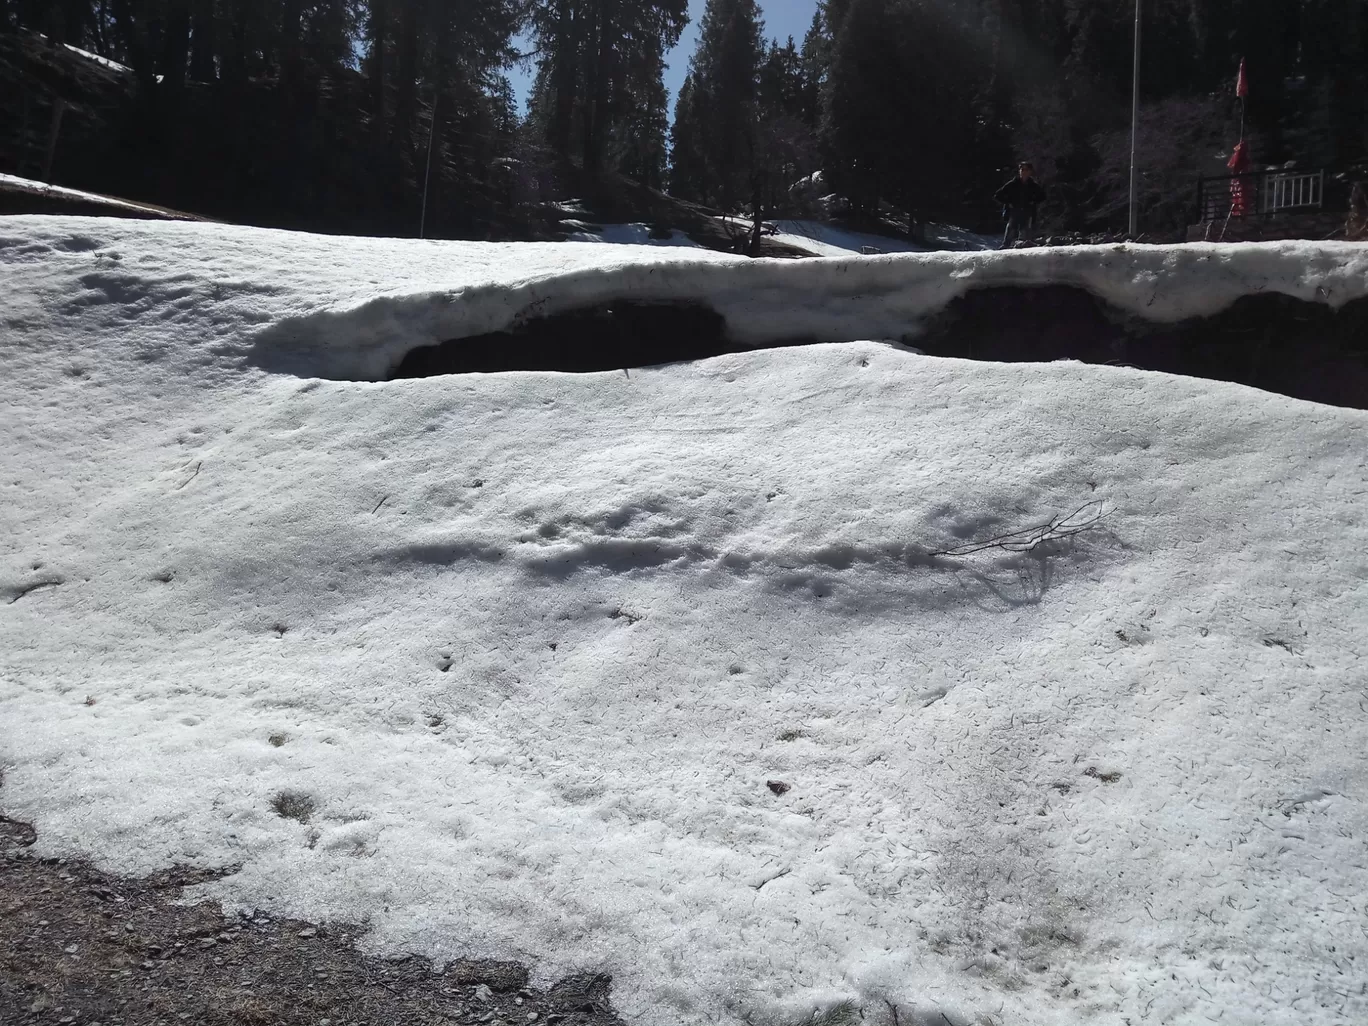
<box><xmin>823</xmin><ymin>0</ymin><xmax>981</xmax><ymax>221</ymax></box>
<box><xmin>529</xmin><ymin>0</ymin><xmax>688</xmax><ymax>175</ymax></box>
<box><xmin>615</xmin><ymin>65</ymin><xmax>670</xmax><ymax>188</ymax></box>
<box><xmin>798</xmin><ymin>10</ymin><xmax>827</xmax><ymax>128</ymax></box>
<box><xmin>682</xmin><ymin>0</ymin><xmax>764</xmax><ymax>208</ymax></box>
<box><xmin>668</xmin><ymin>72</ymin><xmax>708</xmax><ymax>200</ymax></box>
<box><xmin>752</xmin><ymin>37</ymin><xmax>817</xmax><ymax>213</ymax></box>
<box><xmin>822</xmin><ymin>0</ymin><xmax>899</xmax><ymax>215</ymax></box>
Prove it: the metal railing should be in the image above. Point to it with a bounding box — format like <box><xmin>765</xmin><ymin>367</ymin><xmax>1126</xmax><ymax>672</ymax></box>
<box><xmin>1262</xmin><ymin>170</ymin><xmax>1324</xmax><ymax>213</ymax></box>
<box><xmin>1195</xmin><ymin>168</ymin><xmax>1327</xmax><ymax>221</ymax></box>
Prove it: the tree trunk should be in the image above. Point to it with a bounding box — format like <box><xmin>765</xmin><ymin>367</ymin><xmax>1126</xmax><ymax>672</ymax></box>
<box><xmin>92</xmin><ymin>0</ymin><xmax>113</xmax><ymax>54</ymax></box>
<box><xmin>46</xmin><ymin>2</ymin><xmax>69</xmax><ymax>44</ymax></box>
<box><xmin>159</xmin><ymin>0</ymin><xmax>191</xmax><ymax>96</ymax></box>
<box><xmin>548</xmin><ymin>0</ymin><xmax>577</xmax><ymax>160</ymax></box>
<box><xmin>280</xmin><ymin>0</ymin><xmax>303</xmax><ymax>80</ymax></box>
<box><xmin>393</xmin><ymin>0</ymin><xmax>420</xmax><ymax>151</ymax></box>
<box><xmin>188</xmin><ymin>0</ymin><xmax>215</xmax><ymax>82</ymax></box>
<box><xmin>369</xmin><ymin>0</ymin><xmax>389</xmax><ymax>143</ymax></box>
<box><xmin>746</xmin><ymin>177</ymin><xmax>764</xmax><ymax>257</ymax></box>
<box><xmin>111</xmin><ymin>0</ymin><xmax>157</xmax><ymax>92</ymax></box>
<box><xmin>589</xmin><ymin>8</ymin><xmax>615</xmax><ymax>174</ymax></box>
<box><xmin>220</xmin><ymin>0</ymin><xmax>250</xmax><ymax>88</ymax></box>
<box><xmin>580</xmin><ymin>3</ymin><xmax>599</xmax><ymax>172</ymax></box>
<box><xmin>41</xmin><ymin>98</ymin><xmax>66</xmax><ymax>182</ymax></box>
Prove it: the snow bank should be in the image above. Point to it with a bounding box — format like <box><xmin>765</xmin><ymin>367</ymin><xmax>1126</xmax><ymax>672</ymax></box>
<box><xmin>3</xmin><ymin>216</ymin><xmax>1368</xmax><ymax>1026</ymax></box>
<box><xmin>10</xmin><ymin>217</ymin><xmax>1362</xmax><ymax>383</ymax></box>
<box><xmin>233</xmin><ymin>218</ymin><xmax>1367</xmax><ymax>381</ymax></box>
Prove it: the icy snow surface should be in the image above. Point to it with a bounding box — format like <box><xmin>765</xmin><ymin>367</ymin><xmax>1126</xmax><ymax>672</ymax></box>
<box><xmin>3</xmin><ymin>217</ymin><xmax>1368</xmax><ymax>1026</ymax></box>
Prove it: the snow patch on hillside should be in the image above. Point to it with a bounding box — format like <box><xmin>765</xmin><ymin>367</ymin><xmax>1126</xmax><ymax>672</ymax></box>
<box><xmin>64</xmin><ymin>42</ymin><xmax>132</xmax><ymax>73</ymax></box>
<box><xmin>0</xmin><ymin>173</ymin><xmax>193</xmax><ymax>218</ymax></box>
<box><xmin>563</xmin><ymin>222</ymin><xmax>702</xmax><ymax>248</ymax></box>
<box><xmin>768</xmin><ymin>219</ymin><xmax>928</xmax><ymax>257</ymax></box>
<box><xmin>31</xmin><ymin>33</ymin><xmax>133</xmax><ymax>74</ymax></box>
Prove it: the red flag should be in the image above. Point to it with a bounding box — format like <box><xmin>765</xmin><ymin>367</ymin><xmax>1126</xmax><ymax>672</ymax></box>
<box><xmin>1236</xmin><ymin>58</ymin><xmax>1248</xmax><ymax>98</ymax></box>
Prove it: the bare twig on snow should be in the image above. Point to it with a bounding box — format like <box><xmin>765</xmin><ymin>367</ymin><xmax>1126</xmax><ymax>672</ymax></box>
<box><xmin>931</xmin><ymin>500</ymin><xmax>1111</xmax><ymax>558</ymax></box>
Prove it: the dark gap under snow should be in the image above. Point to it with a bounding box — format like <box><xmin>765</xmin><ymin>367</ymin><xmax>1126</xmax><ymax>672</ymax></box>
<box><xmin>391</xmin><ymin>302</ymin><xmax>736</xmax><ymax>377</ymax></box>
<box><xmin>389</xmin><ymin>289</ymin><xmax>1368</xmax><ymax>411</ymax></box>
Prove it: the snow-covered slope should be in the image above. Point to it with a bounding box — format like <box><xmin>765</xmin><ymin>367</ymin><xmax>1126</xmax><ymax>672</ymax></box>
<box><xmin>30</xmin><ymin>33</ymin><xmax>134</xmax><ymax>74</ymax></box>
<box><xmin>2</xmin><ymin>217</ymin><xmax>1367</xmax><ymax>1026</ymax></box>
<box><xmin>716</xmin><ymin>218</ymin><xmax>997</xmax><ymax>256</ymax></box>
<box><xmin>924</xmin><ymin>221</ymin><xmax>1000</xmax><ymax>251</ymax></box>
<box><xmin>0</xmin><ymin>173</ymin><xmax>201</xmax><ymax>220</ymax></box>
<box><xmin>763</xmin><ymin>219</ymin><xmax>928</xmax><ymax>257</ymax></box>
<box><xmin>563</xmin><ymin>222</ymin><xmax>703</xmax><ymax>248</ymax></box>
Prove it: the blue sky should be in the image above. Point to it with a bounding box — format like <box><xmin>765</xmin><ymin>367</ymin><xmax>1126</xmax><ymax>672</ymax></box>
<box><xmin>508</xmin><ymin>0</ymin><xmax>821</xmax><ymax>115</ymax></box>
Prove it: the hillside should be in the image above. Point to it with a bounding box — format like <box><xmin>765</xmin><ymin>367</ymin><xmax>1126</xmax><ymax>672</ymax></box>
<box><xmin>2</xmin><ymin>28</ymin><xmax>817</xmax><ymax>255</ymax></box>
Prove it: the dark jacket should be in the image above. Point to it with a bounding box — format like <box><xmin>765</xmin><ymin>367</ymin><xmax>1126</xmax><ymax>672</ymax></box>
<box><xmin>994</xmin><ymin>176</ymin><xmax>1046</xmax><ymax>212</ymax></box>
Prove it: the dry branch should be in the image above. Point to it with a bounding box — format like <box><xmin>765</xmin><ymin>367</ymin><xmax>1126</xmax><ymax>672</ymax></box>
<box><xmin>931</xmin><ymin>500</ymin><xmax>1111</xmax><ymax>558</ymax></box>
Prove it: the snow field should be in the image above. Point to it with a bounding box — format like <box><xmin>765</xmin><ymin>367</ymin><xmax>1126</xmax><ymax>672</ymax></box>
<box><xmin>2</xmin><ymin>217</ymin><xmax>1368</xmax><ymax>1026</ymax></box>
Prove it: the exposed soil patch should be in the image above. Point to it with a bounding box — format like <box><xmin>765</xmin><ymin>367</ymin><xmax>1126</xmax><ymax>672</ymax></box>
<box><xmin>389</xmin><ymin>288</ymin><xmax>1368</xmax><ymax>410</ymax></box>
<box><xmin>1</xmin><ymin>819</ymin><xmax>625</xmax><ymax>1026</ymax></box>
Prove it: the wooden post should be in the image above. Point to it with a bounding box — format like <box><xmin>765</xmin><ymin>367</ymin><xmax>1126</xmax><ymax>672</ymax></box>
<box><xmin>41</xmin><ymin>97</ymin><xmax>67</xmax><ymax>183</ymax></box>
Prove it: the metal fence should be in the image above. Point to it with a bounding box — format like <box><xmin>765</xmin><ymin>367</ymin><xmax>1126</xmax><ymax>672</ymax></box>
<box><xmin>1262</xmin><ymin>170</ymin><xmax>1324</xmax><ymax>213</ymax></box>
<box><xmin>1195</xmin><ymin>168</ymin><xmax>1326</xmax><ymax>222</ymax></box>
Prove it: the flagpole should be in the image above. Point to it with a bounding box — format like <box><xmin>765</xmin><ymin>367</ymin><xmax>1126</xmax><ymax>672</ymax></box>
<box><xmin>1237</xmin><ymin>58</ymin><xmax>1247</xmax><ymax>141</ymax></box>
<box><xmin>1128</xmin><ymin>0</ymin><xmax>1142</xmax><ymax>238</ymax></box>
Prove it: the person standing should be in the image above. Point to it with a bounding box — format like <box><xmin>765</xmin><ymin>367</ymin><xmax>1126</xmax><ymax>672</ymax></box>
<box><xmin>994</xmin><ymin>162</ymin><xmax>1047</xmax><ymax>249</ymax></box>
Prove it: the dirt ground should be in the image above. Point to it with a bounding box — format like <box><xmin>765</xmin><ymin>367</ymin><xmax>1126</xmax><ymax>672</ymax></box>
<box><xmin>0</xmin><ymin>815</ymin><xmax>626</xmax><ymax>1026</ymax></box>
